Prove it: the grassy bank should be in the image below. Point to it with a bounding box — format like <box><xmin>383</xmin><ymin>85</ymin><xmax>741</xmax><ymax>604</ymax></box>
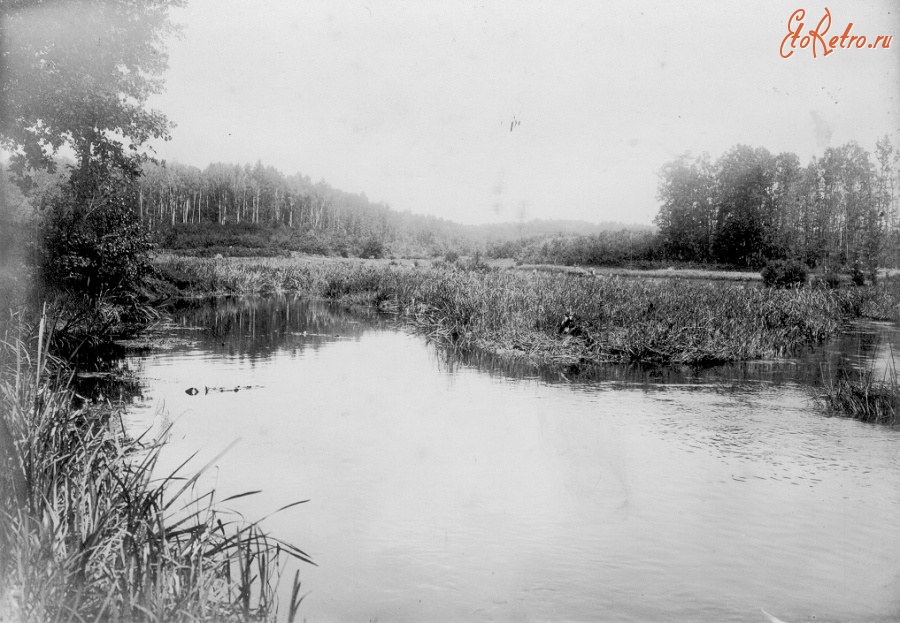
<box><xmin>156</xmin><ymin>256</ymin><xmax>899</xmax><ymax>366</ymax></box>
<box><xmin>0</xmin><ymin>314</ymin><xmax>311</xmax><ymax>622</ymax></box>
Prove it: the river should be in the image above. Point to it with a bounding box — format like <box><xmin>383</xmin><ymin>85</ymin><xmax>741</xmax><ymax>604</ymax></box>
<box><xmin>117</xmin><ymin>295</ymin><xmax>900</xmax><ymax>622</ymax></box>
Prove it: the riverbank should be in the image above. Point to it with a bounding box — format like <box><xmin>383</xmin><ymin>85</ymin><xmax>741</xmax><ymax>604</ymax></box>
<box><xmin>0</xmin><ymin>315</ymin><xmax>310</xmax><ymax>622</ymax></box>
<box><xmin>154</xmin><ymin>255</ymin><xmax>900</xmax><ymax>367</ymax></box>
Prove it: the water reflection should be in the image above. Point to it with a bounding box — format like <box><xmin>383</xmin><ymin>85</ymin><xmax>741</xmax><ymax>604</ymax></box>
<box><xmin>439</xmin><ymin>321</ymin><xmax>899</xmax><ymax>391</ymax></box>
<box><xmin>120</xmin><ymin>296</ymin><xmax>900</xmax><ymax>623</ymax></box>
<box><xmin>164</xmin><ymin>295</ymin><xmax>392</xmax><ymax>360</ymax></box>
<box><xmin>160</xmin><ymin>295</ymin><xmax>899</xmax><ymax>392</ymax></box>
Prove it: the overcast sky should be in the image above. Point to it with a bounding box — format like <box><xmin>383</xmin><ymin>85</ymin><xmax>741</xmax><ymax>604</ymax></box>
<box><xmin>146</xmin><ymin>0</ymin><xmax>900</xmax><ymax>225</ymax></box>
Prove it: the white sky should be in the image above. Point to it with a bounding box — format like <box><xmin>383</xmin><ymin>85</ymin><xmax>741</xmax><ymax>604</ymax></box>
<box><xmin>146</xmin><ymin>0</ymin><xmax>900</xmax><ymax>225</ymax></box>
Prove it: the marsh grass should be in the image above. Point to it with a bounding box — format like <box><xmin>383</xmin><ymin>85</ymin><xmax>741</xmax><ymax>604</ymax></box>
<box><xmin>858</xmin><ymin>274</ymin><xmax>900</xmax><ymax>323</ymax></box>
<box><xmin>0</xmin><ymin>311</ymin><xmax>312</xmax><ymax>622</ymax></box>
<box><xmin>155</xmin><ymin>256</ymin><xmax>894</xmax><ymax>366</ymax></box>
<box><xmin>822</xmin><ymin>361</ymin><xmax>900</xmax><ymax>425</ymax></box>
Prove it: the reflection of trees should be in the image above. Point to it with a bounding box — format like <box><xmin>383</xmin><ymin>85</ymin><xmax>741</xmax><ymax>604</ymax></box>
<box><xmin>825</xmin><ymin>322</ymin><xmax>900</xmax><ymax>384</ymax></box>
<box><xmin>70</xmin><ymin>352</ymin><xmax>146</xmax><ymax>406</ymax></box>
<box><xmin>164</xmin><ymin>295</ymin><xmax>393</xmax><ymax>360</ymax></box>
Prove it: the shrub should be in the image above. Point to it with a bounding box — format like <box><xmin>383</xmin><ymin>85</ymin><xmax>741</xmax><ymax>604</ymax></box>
<box><xmin>361</xmin><ymin>237</ymin><xmax>384</xmax><ymax>259</ymax></box>
<box><xmin>35</xmin><ymin>165</ymin><xmax>156</xmax><ymax>345</ymax></box>
<box><xmin>761</xmin><ymin>260</ymin><xmax>807</xmax><ymax>288</ymax></box>
<box><xmin>465</xmin><ymin>251</ymin><xmax>490</xmax><ymax>272</ymax></box>
<box><xmin>39</xmin><ymin>180</ymin><xmax>153</xmax><ymax>299</ymax></box>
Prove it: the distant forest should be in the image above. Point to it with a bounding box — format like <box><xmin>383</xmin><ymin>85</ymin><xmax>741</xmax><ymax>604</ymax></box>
<box><xmin>131</xmin><ymin>160</ymin><xmax>654</xmax><ymax>260</ymax></box>
<box><xmin>1</xmin><ymin>157</ymin><xmax>648</xmax><ymax>261</ymax></box>
<box><xmin>655</xmin><ymin>138</ymin><xmax>900</xmax><ymax>271</ymax></box>
<box><xmin>3</xmin><ymin>137</ymin><xmax>898</xmax><ymax>270</ymax></box>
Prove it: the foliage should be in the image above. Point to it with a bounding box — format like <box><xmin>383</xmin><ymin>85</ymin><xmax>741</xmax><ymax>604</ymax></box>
<box><xmin>0</xmin><ymin>0</ymin><xmax>184</xmax><ymax>180</ymax></box>
<box><xmin>39</xmin><ymin>167</ymin><xmax>153</xmax><ymax>298</ymax></box>
<box><xmin>140</xmin><ymin>136</ymin><xmax>898</xmax><ymax>274</ymax></box>
<box><xmin>760</xmin><ymin>259</ymin><xmax>808</xmax><ymax>288</ymax></box>
<box><xmin>0</xmin><ymin>166</ymin><xmax>30</xmax><ymax>302</ymax></box>
<box><xmin>360</xmin><ymin>237</ymin><xmax>385</xmax><ymax>259</ymax></box>
<box><xmin>1</xmin><ymin>0</ymin><xmax>184</xmax><ymax>343</ymax></box>
<box><xmin>656</xmin><ymin>138</ymin><xmax>900</xmax><ymax>270</ymax></box>
<box><xmin>712</xmin><ymin>146</ymin><xmax>776</xmax><ymax>266</ymax></box>
<box><xmin>126</xmin><ymin>160</ymin><xmax>660</xmax><ymax>262</ymax></box>
<box><xmin>28</xmin><ymin>162</ymin><xmax>157</xmax><ymax>346</ymax></box>
<box><xmin>654</xmin><ymin>153</ymin><xmax>716</xmax><ymax>262</ymax></box>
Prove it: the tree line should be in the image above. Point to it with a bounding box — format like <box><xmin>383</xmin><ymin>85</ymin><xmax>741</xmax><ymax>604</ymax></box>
<box><xmin>655</xmin><ymin>139</ymin><xmax>900</xmax><ymax>271</ymax></box>
<box><xmin>137</xmin><ymin>138</ymin><xmax>900</xmax><ymax>270</ymax></box>
<box><xmin>131</xmin><ymin>159</ymin><xmax>639</xmax><ymax>258</ymax></box>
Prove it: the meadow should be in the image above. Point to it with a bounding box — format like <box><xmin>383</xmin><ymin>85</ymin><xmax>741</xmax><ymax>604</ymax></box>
<box><xmin>155</xmin><ymin>255</ymin><xmax>900</xmax><ymax>367</ymax></box>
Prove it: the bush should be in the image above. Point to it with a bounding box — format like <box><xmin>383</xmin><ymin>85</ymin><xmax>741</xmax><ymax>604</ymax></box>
<box><xmin>40</xmin><ymin>183</ymin><xmax>153</xmax><ymax>299</ymax></box>
<box><xmin>820</xmin><ymin>269</ymin><xmax>842</xmax><ymax>289</ymax></box>
<box><xmin>465</xmin><ymin>251</ymin><xmax>490</xmax><ymax>272</ymax></box>
<box><xmin>761</xmin><ymin>260</ymin><xmax>808</xmax><ymax>288</ymax></box>
<box><xmin>34</xmin><ymin>164</ymin><xmax>156</xmax><ymax>345</ymax></box>
<box><xmin>361</xmin><ymin>237</ymin><xmax>384</xmax><ymax>259</ymax></box>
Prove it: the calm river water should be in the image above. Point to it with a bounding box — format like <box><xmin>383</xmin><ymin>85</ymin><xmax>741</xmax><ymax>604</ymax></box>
<box><xmin>118</xmin><ymin>295</ymin><xmax>900</xmax><ymax>623</ymax></box>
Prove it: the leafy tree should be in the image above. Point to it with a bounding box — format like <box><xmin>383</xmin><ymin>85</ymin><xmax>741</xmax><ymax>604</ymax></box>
<box><xmin>654</xmin><ymin>153</ymin><xmax>716</xmax><ymax>262</ymax></box>
<box><xmin>0</xmin><ymin>163</ymin><xmax>31</xmax><ymax>270</ymax></box>
<box><xmin>770</xmin><ymin>152</ymin><xmax>804</xmax><ymax>259</ymax></box>
<box><xmin>873</xmin><ymin>135</ymin><xmax>898</xmax><ymax>269</ymax></box>
<box><xmin>1</xmin><ymin>0</ymin><xmax>184</xmax><ymax>340</ymax></box>
<box><xmin>1</xmin><ymin>0</ymin><xmax>185</xmax><ymax>185</ymax></box>
<box><xmin>712</xmin><ymin>145</ymin><xmax>775</xmax><ymax>267</ymax></box>
<box><xmin>805</xmin><ymin>142</ymin><xmax>877</xmax><ymax>270</ymax></box>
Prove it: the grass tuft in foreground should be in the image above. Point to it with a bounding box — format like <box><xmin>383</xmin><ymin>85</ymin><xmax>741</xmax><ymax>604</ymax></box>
<box><xmin>0</xmin><ymin>311</ymin><xmax>311</xmax><ymax>622</ymax></box>
<box><xmin>822</xmin><ymin>362</ymin><xmax>900</xmax><ymax>425</ymax></box>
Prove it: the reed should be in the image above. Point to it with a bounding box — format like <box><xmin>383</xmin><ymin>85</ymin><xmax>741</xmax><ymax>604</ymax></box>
<box><xmin>0</xmin><ymin>311</ymin><xmax>312</xmax><ymax>622</ymax></box>
<box><xmin>822</xmin><ymin>361</ymin><xmax>900</xmax><ymax>425</ymax></box>
<box><xmin>155</xmin><ymin>256</ymin><xmax>889</xmax><ymax>366</ymax></box>
<box><xmin>857</xmin><ymin>274</ymin><xmax>900</xmax><ymax>323</ymax></box>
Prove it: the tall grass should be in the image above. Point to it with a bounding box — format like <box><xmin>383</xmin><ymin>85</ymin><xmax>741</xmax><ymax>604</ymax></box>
<box><xmin>155</xmin><ymin>256</ymin><xmax>889</xmax><ymax>366</ymax></box>
<box><xmin>858</xmin><ymin>273</ymin><xmax>900</xmax><ymax>323</ymax></box>
<box><xmin>822</xmin><ymin>361</ymin><xmax>900</xmax><ymax>425</ymax></box>
<box><xmin>0</xmin><ymin>311</ymin><xmax>311</xmax><ymax>622</ymax></box>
